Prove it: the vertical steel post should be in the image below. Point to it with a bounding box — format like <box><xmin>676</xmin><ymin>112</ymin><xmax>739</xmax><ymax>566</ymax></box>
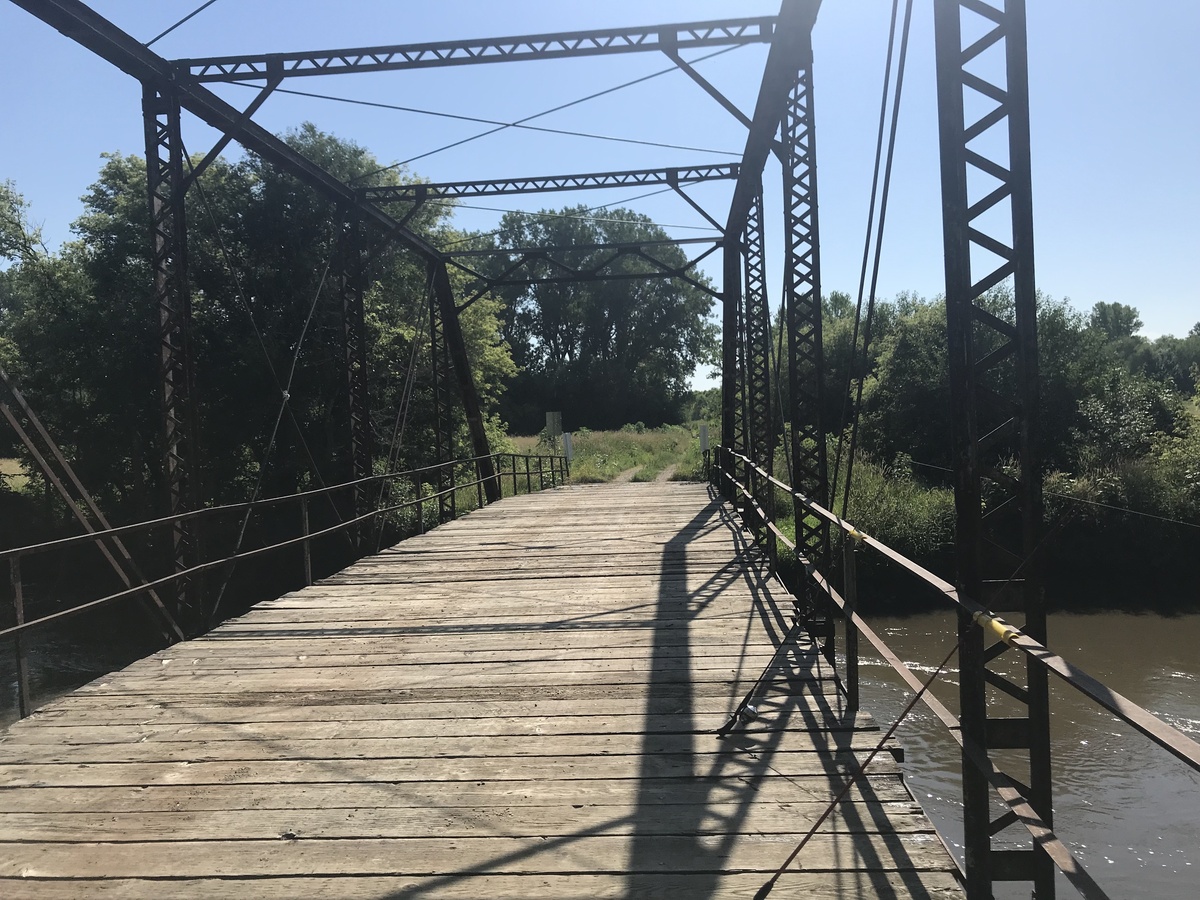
<box><xmin>744</xmin><ymin>183</ymin><xmax>775</xmax><ymax>567</ymax></box>
<box><xmin>525</xmin><ymin>456</ymin><xmax>532</xmax><ymax>493</ymax></box>
<box><xmin>143</xmin><ymin>82</ymin><xmax>198</xmax><ymax>629</ymax></box>
<box><xmin>414</xmin><ymin>474</ymin><xmax>424</xmax><ymax>535</ymax></box>
<box><xmin>720</xmin><ymin>235</ymin><xmax>743</xmax><ymax>498</ymax></box>
<box><xmin>431</xmin><ymin>264</ymin><xmax>499</xmax><ymax>504</ymax></box>
<box><xmin>339</xmin><ymin>211</ymin><xmax>372</xmax><ymax>529</ymax></box>
<box><xmin>10</xmin><ymin>557</ymin><xmax>31</xmax><ymax>719</ymax></box>
<box><xmin>300</xmin><ymin>496</ymin><xmax>312</xmax><ymax>587</ymax></box>
<box><xmin>429</xmin><ymin>280</ymin><xmax>455</xmax><ymax>525</ymax></box>
<box><xmin>782</xmin><ymin>42</ymin><xmax>829</xmax><ymax>573</ymax></box>
<box><xmin>934</xmin><ymin>1</ymin><xmax>1050</xmax><ymax>896</ymax></box>
<box><xmin>842</xmin><ymin>536</ymin><xmax>860</xmax><ymax>713</ymax></box>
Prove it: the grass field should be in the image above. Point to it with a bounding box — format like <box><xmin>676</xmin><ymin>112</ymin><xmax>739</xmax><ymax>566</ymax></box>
<box><xmin>0</xmin><ymin>458</ymin><xmax>28</xmax><ymax>492</ymax></box>
<box><xmin>512</xmin><ymin>425</ymin><xmax>709</xmax><ymax>484</ymax></box>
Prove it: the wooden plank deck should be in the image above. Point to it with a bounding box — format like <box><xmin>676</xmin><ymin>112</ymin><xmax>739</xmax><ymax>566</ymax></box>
<box><xmin>0</xmin><ymin>482</ymin><xmax>963</xmax><ymax>898</ymax></box>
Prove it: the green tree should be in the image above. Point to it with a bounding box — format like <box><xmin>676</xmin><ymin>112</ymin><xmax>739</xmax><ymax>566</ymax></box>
<box><xmin>0</xmin><ymin>126</ymin><xmax>515</xmax><ymax>521</ymax></box>
<box><xmin>487</xmin><ymin>206</ymin><xmax>718</xmax><ymax>431</ymax></box>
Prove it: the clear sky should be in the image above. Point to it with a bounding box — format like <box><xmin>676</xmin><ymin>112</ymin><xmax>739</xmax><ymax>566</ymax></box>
<box><xmin>2</xmin><ymin>0</ymin><xmax>1198</xmax><ymax>357</ymax></box>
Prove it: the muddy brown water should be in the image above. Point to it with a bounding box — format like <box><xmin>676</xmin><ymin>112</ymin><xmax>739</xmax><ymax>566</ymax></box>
<box><xmin>860</xmin><ymin>610</ymin><xmax>1200</xmax><ymax>899</ymax></box>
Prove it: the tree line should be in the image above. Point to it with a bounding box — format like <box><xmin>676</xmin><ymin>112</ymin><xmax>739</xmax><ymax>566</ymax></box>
<box><xmin>0</xmin><ymin>126</ymin><xmax>715</xmax><ymax>538</ymax></box>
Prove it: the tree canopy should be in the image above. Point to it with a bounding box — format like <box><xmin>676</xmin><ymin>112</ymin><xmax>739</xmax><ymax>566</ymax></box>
<box><xmin>484</xmin><ymin>206</ymin><xmax>718</xmax><ymax>432</ymax></box>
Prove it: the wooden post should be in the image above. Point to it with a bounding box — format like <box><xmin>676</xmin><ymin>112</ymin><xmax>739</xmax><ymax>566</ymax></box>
<box><xmin>10</xmin><ymin>557</ymin><xmax>31</xmax><ymax>719</ymax></box>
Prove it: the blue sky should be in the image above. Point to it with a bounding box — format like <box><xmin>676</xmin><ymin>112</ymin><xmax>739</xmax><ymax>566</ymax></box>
<box><xmin>2</xmin><ymin>0</ymin><xmax>1198</xmax><ymax>358</ymax></box>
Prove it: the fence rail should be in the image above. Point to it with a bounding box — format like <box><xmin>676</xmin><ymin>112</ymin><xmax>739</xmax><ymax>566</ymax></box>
<box><xmin>2</xmin><ymin>451</ymin><xmax>567</xmax><ymax>718</ymax></box>
<box><xmin>713</xmin><ymin>445</ymin><xmax>1199</xmax><ymax>900</ymax></box>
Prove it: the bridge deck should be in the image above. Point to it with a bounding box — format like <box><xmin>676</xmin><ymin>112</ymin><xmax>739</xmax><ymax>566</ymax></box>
<box><xmin>0</xmin><ymin>482</ymin><xmax>961</xmax><ymax>898</ymax></box>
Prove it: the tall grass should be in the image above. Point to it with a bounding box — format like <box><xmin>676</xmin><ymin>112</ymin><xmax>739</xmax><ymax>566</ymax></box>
<box><xmin>513</xmin><ymin>425</ymin><xmax>708</xmax><ymax>484</ymax></box>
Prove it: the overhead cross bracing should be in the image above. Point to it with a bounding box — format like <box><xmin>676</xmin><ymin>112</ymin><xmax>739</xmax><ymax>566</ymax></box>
<box><xmin>177</xmin><ymin>17</ymin><xmax>780</xmax><ymax>81</ymax></box>
<box><xmin>358</xmin><ymin>164</ymin><xmax>740</xmax><ymax>203</ymax></box>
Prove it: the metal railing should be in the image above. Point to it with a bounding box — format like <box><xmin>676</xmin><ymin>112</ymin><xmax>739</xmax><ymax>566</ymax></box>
<box><xmin>2</xmin><ymin>451</ymin><xmax>567</xmax><ymax>719</ymax></box>
<box><xmin>714</xmin><ymin>445</ymin><xmax>1200</xmax><ymax>900</ymax></box>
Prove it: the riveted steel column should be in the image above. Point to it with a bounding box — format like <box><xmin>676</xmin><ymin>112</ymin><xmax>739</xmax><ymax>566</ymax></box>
<box><xmin>782</xmin><ymin>41</ymin><xmax>828</xmax><ymax>572</ymax></box>
<box><xmin>143</xmin><ymin>82</ymin><xmax>198</xmax><ymax>628</ymax></box>
<box><xmin>935</xmin><ymin>1</ymin><xmax>1050</xmax><ymax>896</ymax></box>
<box><xmin>339</xmin><ymin>211</ymin><xmax>372</xmax><ymax>526</ymax></box>
<box><xmin>744</xmin><ymin>184</ymin><xmax>775</xmax><ymax>562</ymax></box>
<box><xmin>429</xmin><ymin>270</ymin><xmax>455</xmax><ymax>523</ymax></box>
<box><xmin>720</xmin><ymin>235</ymin><xmax>743</xmax><ymax>498</ymax></box>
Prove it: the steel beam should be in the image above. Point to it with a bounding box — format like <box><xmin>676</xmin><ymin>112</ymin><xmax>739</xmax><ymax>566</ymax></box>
<box><xmin>176</xmin><ymin>18</ymin><xmax>778</xmax><ymax>82</ymax></box>
<box><xmin>428</xmin><ymin>277</ymin><xmax>456</xmax><ymax>524</ymax></box>
<box><xmin>743</xmin><ymin>185</ymin><xmax>775</xmax><ymax>562</ymax></box>
<box><xmin>337</xmin><ymin>213</ymin><xmax>372</xmax><ymax>522</ymax></box>
<box><xmin>782</xmin><ymin>42</ymin><xmax>829</xmax><ymax>571</ymax></box>
<box><xmin>360</xmin><ymin>164</ymin><xmax>739</xmax><ymax>203</ymax></box>
<box><xmin>142</xmin><ymin>82</ymin><xmax>200</xmax><ymax>629</ymax></box>
<box><xmin>720</xmin><ymin>236</ymin><xmax>741</xmax><ymax>498</ymax></box>
<box><xmin>432</xmin><ymin>265</ymin><xmax>501</xmax><ymax>505</ymax></box>
<box><xmin>10</xmin><ymin>0</ymin><xmax>447</xmax><ymax>266</ymax></box>
<box><xmin>448</xmin><ymin>239</ymin><xmax>721</xmax><ymax>298</ymax></box>
<box><xmin>934</xmin><ymin>1</ymin><xmax>1051</xmax><ymax>897</ymax></box>
<box><xmin>723</xmin><ymin>0</ymin><xmax>821</xmax><ymax>235</ymax></box>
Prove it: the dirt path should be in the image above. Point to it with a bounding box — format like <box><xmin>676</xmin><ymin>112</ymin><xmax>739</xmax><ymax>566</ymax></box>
<box><xmin>655</xmin><ymin>464</ymin><xmax>678</xmax><ymax>483</ymax></box>
<box><xmin>612</xmin><ymin>466</ymin><xmax>642</xmax><ymax>483</ymax></box>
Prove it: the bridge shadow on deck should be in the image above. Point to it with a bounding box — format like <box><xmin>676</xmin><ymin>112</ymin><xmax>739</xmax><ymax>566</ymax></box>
<box><xmin>624</xmin><ymin>489</ymin><xmax>936</xmax><ymax>899</ymax></box>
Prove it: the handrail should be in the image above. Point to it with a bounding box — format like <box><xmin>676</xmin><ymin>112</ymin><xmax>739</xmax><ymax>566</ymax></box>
<box><xmin>714</xmin><ymin>444</ymin><xmax>1200</xmax><ymax>900</ymax></box>
<box><xmin>721</xmin><ymin>446</ymin><xmax>1200</xmax><ymax>774</ymax></box>
<box><xmin>2</xmin><ymin>451</ymin><xmax>567</xmax><ymax>717</ymax></box>
<box><xmin>0</xmin><ymin>453</ymin><xmax>559</xmax><ymax>563</ymax></box>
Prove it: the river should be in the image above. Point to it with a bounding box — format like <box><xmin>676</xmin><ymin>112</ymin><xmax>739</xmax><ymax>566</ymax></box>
<box><xmin>862</xmin><ymin>610</ymin><xmax>1200</xmax><ymax>899</ymax></box>
<box><xmin>3</xmin><ymin>610</ymin><xmax>1198</xmax><ymax>898</ymax></box>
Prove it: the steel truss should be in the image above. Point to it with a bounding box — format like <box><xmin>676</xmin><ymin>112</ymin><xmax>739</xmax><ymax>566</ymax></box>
<box><xmin>782</xmin><ymin>50</ymin><xmax>828</xmax><ymax>573</ymax></box>
<box><xmin>742</xmin><ymin>185</ymin><xmax>775</xmax><ymax>561</ymax></box>
<box><xmin>934</xmin><ymin>1</ymin><xmax>1051</xmax><ymax>897</ymax></box>
<box><xmin>428</xmin><ymin>276</ymin><xmax>456</xmax><ymax>524</ymax></box>
<box><xmin>359</xmin><ymin>164</ymin><xmax>739</xmax><ymax>203</ymax></box>
<box><xmin>337</xmin><ymin>213</ymin><xmax>373</xmax><ymax>520</ymax></box>
<box><xmin>14</xmin><ymin>0</ymin><xmax>500</xmax><ymax>561</ymax></box>
<box><xmin>177</xmin><ymin>18</ymin><xmax>778</xmax><ymax>81</ymax></box>
<box><xmin>142</xmin><ymin>82</ymin><xmax>200</xmax><ymax>627</ymax></box>
<box><xmin>448</xmin><ymin>238</ymin><xmax>723</xmax><ymax>311</ymax></box>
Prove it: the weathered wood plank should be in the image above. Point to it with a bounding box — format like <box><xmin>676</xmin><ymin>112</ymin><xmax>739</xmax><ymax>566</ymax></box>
<box><xmin>0</xmin><ymin>872</ymin><xmax>965</xmax><ymax>899</ymax></box>
<box><xmin>0</xmin><ymin>834</ymin><xmax>955</xmax><ymax>878</ymax></box>
<box><xmin>0</xmin><ymin>483</ymin><xmax>960</xmax><ymax>896</ymax></box>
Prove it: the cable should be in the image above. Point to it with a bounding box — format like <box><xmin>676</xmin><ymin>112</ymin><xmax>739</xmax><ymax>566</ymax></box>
<box><xmin>908</xmin><ymin>459</ymin><xmax>1200</xmax><ymax>531</ymax></box>
<box><xmin>350</xmin><ymin>44</ymin><xmax>746</xmax><ymax>180</ymax></box>
<box><xmin>754</xmin><ymin>635</ymin><xmax>961</xmax><ymax>898</ymax></box>
<box><xmin>183</xmin><ymin>148</ymin><xmax>345</xmax><ymax>506</ymax></box>
<box><xmin>228</xmin><ymin>82</ymin><xmax>742</xmax><ymax>160</ymax></box>
<box><xmin>146</xmin><ymin>0</ymin><xmax>221</xmax><ymax>48</ymax></box>
<box><xmin>208</xmin><ymin>215</ymin><xmax>343</xmax><ymax>622</ymax></box>
<box><xmin>832</xmin><ymin>0</ymin><xmax>914</xmax><ymax>521</ymax></box>
<box><xmin>438</xmin><ymin>186</ymin><xmax>678</xmax><ymax>249</ymax></box>
<box><xmin>424</xmin><ymin>198</ymin><xmax>720</xmax><ymax>233</ymax></box>
<box><xmin>829</xmin><ymin>0</ymin><xmax>903</xmax><ymax>510</ymax></box>
<box><xmin>373</xmin><ymin>268</ymin><xmax>435</xmax><ymax>552</ymax></box>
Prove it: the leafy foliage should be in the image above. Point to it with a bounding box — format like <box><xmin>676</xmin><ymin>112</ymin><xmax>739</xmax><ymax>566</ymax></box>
<box><xmin>486</xmin><ymin>206</ymin><xmax>718</xmax><ymax>432</ymax></box>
